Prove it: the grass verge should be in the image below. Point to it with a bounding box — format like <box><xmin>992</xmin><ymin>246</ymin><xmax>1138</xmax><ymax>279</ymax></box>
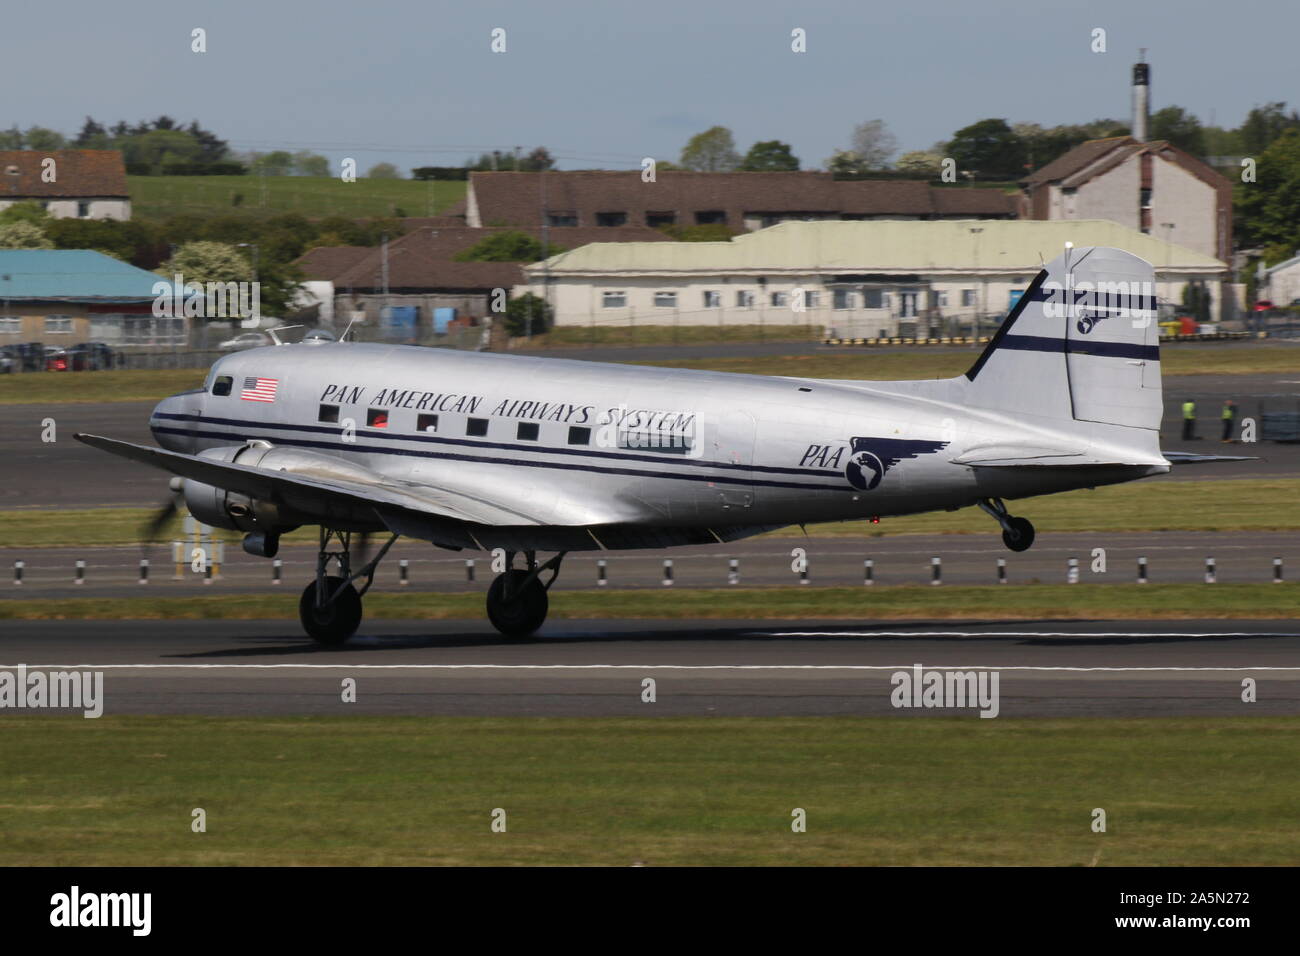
<box><xmin>6</xmin><ymin>479</ymin><xmax>1295</xmax><ymax>548</ymax></box>
<box><xmin>126</xmin><ymin>175</ymin><xmax>466</xmax><ymax>221</ymax></box>
<box><xmin>1</xmin><ymin>583</ymin><xmax>1297</xmax><ymax>621</ymax></box>
<box><xmin>1</xmin><ymin>715</ymin><xmax>1296</xmax><ymax>865</ymax></box>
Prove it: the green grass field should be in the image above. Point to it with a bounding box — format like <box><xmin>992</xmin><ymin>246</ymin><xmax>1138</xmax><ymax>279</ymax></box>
<box><xmin>6</xmin><ymin>342</ymin><xmax>1299</xmax><ymax>406</ymax></box>
<box><xmin>126</xmin><ymin>175</ymin><xmax>466</xmax><ymax>220</ymax></box>
<box><xmin>1</xmin><ymin>715</ymin><xmax>1295</xmax><ymax>865</ymax></box>
<box><xmin>4</xmin><ymin>479</ymin><xmax>1293</xmax><ymax>548</ymax></box>
<box><xmin>2</xmin><ymin>583</ymin><xmax>1297</xmax><ymax>621</ymax></box>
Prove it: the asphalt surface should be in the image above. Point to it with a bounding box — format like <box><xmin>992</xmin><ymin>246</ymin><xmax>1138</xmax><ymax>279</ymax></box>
<box><xmin>6</xmin><ymin>530</ymin><xmax>1296</xmax><ymax>597</ymax></box>
<box><xmin>1</xmin><ymin>618</ymin><xmax>1296</xmax><ymax>718</ymax></box>
<box><xmin>0</xmin><ymin>368</ymin><xmax>1296</xmax><ymax>510</ymax></box>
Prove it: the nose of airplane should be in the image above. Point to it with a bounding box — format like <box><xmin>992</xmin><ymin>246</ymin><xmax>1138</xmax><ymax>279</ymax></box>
<box><xmin>150</xmin><ymin>389</ymin><xmax>203</xmax><ymax>453</ymax></box>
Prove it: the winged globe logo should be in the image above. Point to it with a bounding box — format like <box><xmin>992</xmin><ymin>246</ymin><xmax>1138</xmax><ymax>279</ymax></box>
<box><xmin>845</xmin><ymin>437</ymin><xmax>951</xmax><ymax>491</ymax></box>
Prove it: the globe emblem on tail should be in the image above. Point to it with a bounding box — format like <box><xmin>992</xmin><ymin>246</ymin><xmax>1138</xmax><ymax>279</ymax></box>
<box><xmin>843</xmin><ymin>436</ymin><xmax>952</xmax><ymax>491</ymax></box>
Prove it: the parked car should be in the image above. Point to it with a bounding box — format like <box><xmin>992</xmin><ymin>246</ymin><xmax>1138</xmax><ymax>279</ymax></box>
<box><xmin>65</xmin><ymin>342</ymin><xmax>114</xmax><ymax>370</ymax></box>
<box><xmin>219</xmin><ymin>331</ymin><xmax>273</xmax><ymax>351</ymax></box>
<box><xmin>0</xmin><ymin>346</ymin><xmax>15</xmax><ymax>374</ymax></box>
<box><xmin>44</xmin><ymin>346</ymin><xmax>69</xmax><ymax>371</ymax></box>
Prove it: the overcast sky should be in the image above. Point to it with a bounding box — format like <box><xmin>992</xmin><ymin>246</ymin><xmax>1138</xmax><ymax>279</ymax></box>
<box><xmin>6</xmin><ymin>0</ymin><xmax>1295</xmax><ymax>172</ymax></box>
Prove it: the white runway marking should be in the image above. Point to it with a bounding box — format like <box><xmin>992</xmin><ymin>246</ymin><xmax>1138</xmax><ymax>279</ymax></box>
<box><xmin>3</xmin><ymin>663</ymin><xmax>1300</xmax><ymax>672</ymax></box>
<box><xmin>754</xmin><ymin>630</ymin><xmax>1300</xmax><ymax>638</ymax></box>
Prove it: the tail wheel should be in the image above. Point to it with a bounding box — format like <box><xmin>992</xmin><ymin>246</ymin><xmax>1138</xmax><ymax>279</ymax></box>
<box><xmin>1002</xmin><ymin>516</ymin><xmax>1035</xmax><ymax>553</ymax></box>
<box><xmin>486</xmin><ymin>569</ymin><xmax>549</xmax><ymax>638</ymax></box>
<box><xmin>299</xmin><ymin>575</ymin><xmax>362</xmax><ymax>646</ymax></box>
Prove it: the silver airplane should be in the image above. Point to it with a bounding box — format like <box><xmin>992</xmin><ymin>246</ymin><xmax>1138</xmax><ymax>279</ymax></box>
<box><xmin>76</xmin><ymin>247</ymin><xmax>1242</xmax><ymax>644</ymax></box>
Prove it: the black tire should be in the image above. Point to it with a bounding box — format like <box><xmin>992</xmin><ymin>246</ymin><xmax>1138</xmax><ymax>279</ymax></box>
<box><xmin>298</xmin><ymin>575</ymin><xmax>362</xmax><ymax>646</ymax></box>
<box><xmin>1001</xmin><ymin>516</ymin><xmax>1035</xmax><ymax>553</ymax></box>
<box><xmin>486</xmin><ymin>570</ymin><xmax>548</xmax><ymax>638</ymax></box>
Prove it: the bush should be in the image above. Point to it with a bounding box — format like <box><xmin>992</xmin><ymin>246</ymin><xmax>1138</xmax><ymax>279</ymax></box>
<box><xmin>504</xmin><ymin>293</ymin><xmax>552</xmax><ymax>337</ymax></box>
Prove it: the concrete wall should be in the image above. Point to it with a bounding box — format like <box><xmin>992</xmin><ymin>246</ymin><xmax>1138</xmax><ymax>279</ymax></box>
<box><xmin>1074</xmin><ymin>157</ymin><xmax>1141</xmax><ymax>229</ymax></box>
<box><xmin>1150</xmin><ymin>161</ymin><xmax>1217</xmax><ymax>261</ymax></box>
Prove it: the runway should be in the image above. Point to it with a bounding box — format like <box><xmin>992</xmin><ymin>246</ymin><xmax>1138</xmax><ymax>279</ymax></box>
<box><xmin>2</xmin><ymin>618</ymin><xmax>1297</xmax><ymax>718</ymax></box>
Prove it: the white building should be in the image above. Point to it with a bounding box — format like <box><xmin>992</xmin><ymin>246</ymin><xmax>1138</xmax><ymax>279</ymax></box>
<box><xmin>520</xmin><ymin>219</ymin><xmax>1230</xmax><ymax>337</ymax></box>
<box><xmin>1260</xmin><ymin>254</ymin><xmax>1300</xmax><ymax>307</ymax></box>
<box><xmin>0</xmin><ymin>150</ymin><xmax>131</xmax><ymax>220</ymax></box>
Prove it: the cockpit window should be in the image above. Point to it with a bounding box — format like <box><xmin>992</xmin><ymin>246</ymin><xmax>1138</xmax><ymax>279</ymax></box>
<box><xmin>212</xmin><ymin>375</ymin><xmax>233</xmax><ymax>396</ymax></box>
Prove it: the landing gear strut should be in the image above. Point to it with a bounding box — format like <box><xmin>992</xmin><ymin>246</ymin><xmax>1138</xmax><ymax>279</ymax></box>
<box><xmin>978</xmin><ymin>498</ymin><xmax>1035</xmax><ymax>553</ymax></box>
<box><xmin>486</xmin><ymin>550</ymin><xmax>566</xmax><ymax>638</ymax></box>
<box><xmin>298</xmin><ymin>528</ymin><xmax>398</xmax><ymax>646</ymax></box>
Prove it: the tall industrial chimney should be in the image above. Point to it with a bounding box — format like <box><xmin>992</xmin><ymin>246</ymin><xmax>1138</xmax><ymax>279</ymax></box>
<box><xmin>1132</xmin><ymin>59</ymin><xmax>1150</xmax><ymax>142</ymax></box>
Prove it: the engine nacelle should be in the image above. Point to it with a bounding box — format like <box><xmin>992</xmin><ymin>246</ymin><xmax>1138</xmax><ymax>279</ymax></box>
<box><xmin>182</xmin><ymin>440</ymin><xmax>384</xmax><ymax>533</ymax></box>
<box><xmin>183</xmin><ymin>442</ymin><xmax>299</xmax><ymax>533</ymax></box>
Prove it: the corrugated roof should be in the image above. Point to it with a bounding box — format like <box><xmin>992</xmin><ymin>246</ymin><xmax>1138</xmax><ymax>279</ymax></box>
<box><xmin>528</xmin><ymin>219</ymin><xmax>1227</xmax><ymax>276</ymax></box>
<box><xmin>0</xmin><ymin>150</ymin><xmax>130</xmax><ymax>198</ymax></box>
<box><xmin>0</xmin><ymin>249</ymin><xmax>168</xmax><ymax>300</ymax></box>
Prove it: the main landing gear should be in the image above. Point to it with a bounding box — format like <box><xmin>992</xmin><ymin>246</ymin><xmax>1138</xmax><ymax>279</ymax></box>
<box><xmin>978</xmin><ymin>497</ymin><xmax>1036</xmax><ymax>553</ymax></box>
<box><xmin>486</xmin><ymin>551</ymin><xmax>566</xmax><ymax>638</ymax></box>
<box><xmin>299</xmin><ymin>528</ymin><xmax>398</xmax><ymax>646</ymax></box>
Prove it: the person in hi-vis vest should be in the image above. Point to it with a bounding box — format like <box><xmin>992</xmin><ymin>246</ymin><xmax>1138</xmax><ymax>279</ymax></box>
<box><xmin>1181</xmin><ymin>399</ymin><xmax>1198</xmax><ymax>441</ymax></box>
<box><xmin>1221</xmin><ymin>400</ymin><xmax>1237</xmax><ymax>442</ymax></box>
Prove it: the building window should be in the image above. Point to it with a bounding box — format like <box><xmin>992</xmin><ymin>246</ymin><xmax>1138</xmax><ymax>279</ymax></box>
<box><xmin>212</xmin><ymin>375</ymin><xmax>233</xmax><ymax>397</ymax></box>
<box><xmin>568</xmin><ymin>425</ymin><xmax>591</xmax><ymax>445</ymax></box>
<box><xmin>962</xmin><ymin>289</ymin><xmax>977</xmax><ymax>307</ymax></box>
<box><xmin>1140</xmin><ymin>188</ymin><xmax>1152</xmax><ymax>209</ymax></box>
<box><xmin>695</xmin><ymin>210</ymin><xmax>726</xmax><ymax>225</ymax></box>
<box><xmin>319</xmin><ymin>404</ymin><xmax>340</xmax><ymax>423</ymax></box>
<box><xmin>466</xmin><ymin>417</ymin><xmax>489</xmax><ymax>437</ymax></box>
<box><xmin>516</xmin><ymin>421</ymin><xmax>540</xmax><ymax>441</ymax></box>
<box><xmin>367</xmin><ymin>408</ymin><xmax>389</xmax><ymax>428</ymax></box>
<box><xmin>702</xmin><ymin>290</ymin><xmax>721</xmax><ymax>308</ymax></box>
<box><xmin>602</xmin><ymin>291</ymin><xmax>627</xmax><ymax>308</ymax></box>
<box><xmin>44</xmin><ymin>315</ymin><xmax>73</xmax><ymax>334</ymax></box>
<box><xmin>833</xmin><ymin>289</ymin><xmax>853</xmax><ymax>310</ymax></box>
<box><xmin>646</xmin><ymin>211</ymin><xmax>675</xmax><ymax>228</ymax></box>
<box><xmin>934</xmin><ymin>291</ymin><xmax>949</xmax><ymax>308</ymax></box>
<box><xmin>417</xmin><ymin>414</ymin><xmax>438</xmax><ymax>432</ymax></box>
<box><xmin>654</xmin><ymin>292</ymin><xmax>677</xmax><ymax>307</ymax></box>
<box><xmin>804</xmin><ymin>291</ymin><xmax>820</xmax><ymax>308</ymax></box>
<box><xmin>547</xmin><ymin>212</ymin><xmax>578</xmax><ymax>227</ymax></box>
<box><xmin>770</xmin><ymin>291</ymin><xmax>788</xmax><ymax>307</ymax></box>
<box><xmin>882</xmin><ymin>292</ymin><xmax>891</xmax><ymax>308</ymax></box>
<box><xmin>0</xmin><ymin>316</ymin><xmax>20</xmax><ymax>334</ymax></box>
<box><xmin>595</xmin><ymin>211</ymin><xmax>627</xmax><ymax>227</ymax></box>
<box><xmin>77</xmin><ymin>201</ymin><xmax>91</xmax><ymax>218</ymax></box>
<box><xmin>735</xmin><ymin>290</ymin><xmax>755</xmax><ymax>308</ymax></box>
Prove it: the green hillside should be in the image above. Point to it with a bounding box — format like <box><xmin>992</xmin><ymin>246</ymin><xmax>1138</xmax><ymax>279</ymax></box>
<box><xmin>126</xmin><ymin>175</ymin><xmax>466</xmax><ymax>220</ymax></box>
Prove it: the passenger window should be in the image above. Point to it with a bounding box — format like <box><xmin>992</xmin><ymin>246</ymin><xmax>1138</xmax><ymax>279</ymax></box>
<box><xmin>417</xmin><ymin>414</ymin><xmax>438</xmax><ymax>433</ymax></box>
<box><xmin>212</xmin><ymin>375</ymin><xmax>232</xmax><ymax>397</ymax></box>
<box><xmin>319</xmin><ymin>404</ymin><xmax>340</xmax><ymax>423</ymax></box>
<box><xmin>367</xmin><ymin>408</ymin><xmax>388</xmax><ymax>428</ymax></box>
<box><xmin>568</xmin><ymin>426</ymin><xmax>591</xmax><ymax>445</ymax></box>
<box><xmin>466</xmin><ymin>417</ymin><xmax>488</xmax><ymax>437</ymax></box>
<box><xmin>516</xmin><ymin>422</ymin><xmax>539</xmax><ymax>441</ymax></box>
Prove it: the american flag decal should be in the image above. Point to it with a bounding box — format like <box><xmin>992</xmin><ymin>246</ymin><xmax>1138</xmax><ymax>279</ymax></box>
<box><xmin>240</xmin><ymin>376</ymin><xmax>279</xmax><ymax>402</ymax></box>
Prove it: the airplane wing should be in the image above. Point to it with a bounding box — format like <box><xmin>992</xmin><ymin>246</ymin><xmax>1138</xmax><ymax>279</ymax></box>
<box><xmin>73</xmin><ymin>433</ymin><xmax>629</xmax><ymax>529</ymax></box>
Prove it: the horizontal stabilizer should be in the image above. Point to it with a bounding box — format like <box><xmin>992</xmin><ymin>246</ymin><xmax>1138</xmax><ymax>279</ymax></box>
<box><xmin>1163</xmin><ymin>451</ymin><xmax>1260</xmax><ymax>465</ymax></box>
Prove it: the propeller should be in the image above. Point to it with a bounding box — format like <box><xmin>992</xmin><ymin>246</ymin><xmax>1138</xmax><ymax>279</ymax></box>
<box><xmin>140</xmin><ymin>476</ymin><xmax>185</xmax><ymax>554</ymax></box>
